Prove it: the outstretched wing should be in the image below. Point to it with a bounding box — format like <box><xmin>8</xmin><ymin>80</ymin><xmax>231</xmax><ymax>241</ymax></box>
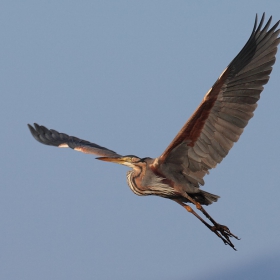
<box><xmin>157</xmin><ymin>14</ymin><xmax>280</xmax><ymax>186</ymax></box>
<box><xmin>28</xmin><ymin>123</ymin><xmax>121</xmax><ymax>157</ymax></box>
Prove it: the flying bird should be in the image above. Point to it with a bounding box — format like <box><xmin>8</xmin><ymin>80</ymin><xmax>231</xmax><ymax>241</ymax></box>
<box><xmin>28</xmin><ymin>14</ymin><xmax>280</xmax><ymax>250</ymax></box>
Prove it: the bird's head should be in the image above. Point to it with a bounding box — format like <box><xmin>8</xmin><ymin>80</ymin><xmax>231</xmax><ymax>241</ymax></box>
<box><xmin>97</xmin><ymin>155</ymin><xmax>142</xmax><ymax>168</ymax></box>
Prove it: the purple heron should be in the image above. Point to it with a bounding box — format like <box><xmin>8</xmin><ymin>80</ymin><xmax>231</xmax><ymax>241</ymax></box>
<box><xmin>28</xmin><ymin>14</ymin><xmax>280</xmax><ymax>250</ymax></box>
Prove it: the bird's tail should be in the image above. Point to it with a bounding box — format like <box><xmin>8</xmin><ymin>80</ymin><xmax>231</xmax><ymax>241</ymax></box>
<box><xmin>200</xmin><ymin>190</ymin><xmax>220</xmax><ymax>205</ymax></box>
<box><xmin>190</xmin><ymin>190</ymin><xmax>220</xmax><ymax>205</ymax></box>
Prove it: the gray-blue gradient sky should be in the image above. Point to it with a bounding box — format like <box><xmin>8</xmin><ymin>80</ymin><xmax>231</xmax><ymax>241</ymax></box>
<box><xmin>1</xmin><ymin>1</ymin><xmax>280</xmax><ymax>279</ymax></box>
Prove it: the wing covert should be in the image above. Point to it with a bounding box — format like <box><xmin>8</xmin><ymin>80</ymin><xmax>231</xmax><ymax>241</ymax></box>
<box><xmin>28</xmin><ymin>123</ymin><xmax>121</xmax><ymax>157</ymax></box>
<box><xmin>158</xmin><ymin>14</ymin><xmax>280</xmax><ymax>185</ymax></box>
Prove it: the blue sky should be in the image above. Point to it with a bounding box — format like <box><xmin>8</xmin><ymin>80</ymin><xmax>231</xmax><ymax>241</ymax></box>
<box><xmin>1</xmin><ymin>1</ymin><xmax>280</xmax><ymax>279</ymax></box>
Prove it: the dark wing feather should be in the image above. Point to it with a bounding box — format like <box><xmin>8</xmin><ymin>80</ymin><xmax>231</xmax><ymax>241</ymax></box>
<box><xmin>158</xmin><ymin>14</ymin><xmax>280</xmax><ymax>185</ymax></box>
<box><xmin>28</xmin><ymin>123</ymin><xmax>121</xmax><ymax>157</ymax></box>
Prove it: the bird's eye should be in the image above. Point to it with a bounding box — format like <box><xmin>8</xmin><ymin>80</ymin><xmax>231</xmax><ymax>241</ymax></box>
<box><xmin>131</xmin><ymin>157</ymin><xmax>140</xmax><ymax>163</ymax></box>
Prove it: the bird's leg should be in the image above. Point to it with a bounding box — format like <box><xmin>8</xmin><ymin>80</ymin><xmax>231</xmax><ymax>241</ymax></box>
<box><xmin>173</xmin><ymin>198</ymin><xmax>238</xmax><ymax>250</ymax></box>
<box><xmin>183</xmin><ymin>194</ymin><xmax>239</xmax><ymax>240</ymax></box>
<box><xmin>174</xmin><ymin>199</ymin><xmax>214</xmax><ymax>230</ymax></box>
<box><xmin>194</xmin><ymin>201</ymin><xmax>239</xmax><ymax>242</ymax></box>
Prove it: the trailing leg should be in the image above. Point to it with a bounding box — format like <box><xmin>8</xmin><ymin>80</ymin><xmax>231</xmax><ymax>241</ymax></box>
<box><xmin>173</xmin><ymin>198</ymin><xmax>239</xmax><ymax>250</ymax></box>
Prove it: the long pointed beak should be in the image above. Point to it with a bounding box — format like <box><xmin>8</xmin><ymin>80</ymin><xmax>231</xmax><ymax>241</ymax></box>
<box><xmin>97</xmin><ymin>156</ymin><xmax>127</xmax><ymax>164</ymax></box>
<box><xmin>97</xmin><ymin>156</ymin><xmax>136</xmax><ymax>168</ymax></box>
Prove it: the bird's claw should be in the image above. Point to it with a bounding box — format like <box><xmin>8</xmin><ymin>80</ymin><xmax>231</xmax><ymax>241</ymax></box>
<box><xmin>211</xmin><ymin>224</ymin><xmax>240</xmax><ymax>250</ymax></box>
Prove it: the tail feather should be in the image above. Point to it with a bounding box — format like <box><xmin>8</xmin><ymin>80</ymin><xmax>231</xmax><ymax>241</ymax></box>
<box><xmin>190</xmin><ymin>190</ymin><xmax>220</xmax><ymax>205</ymax></box>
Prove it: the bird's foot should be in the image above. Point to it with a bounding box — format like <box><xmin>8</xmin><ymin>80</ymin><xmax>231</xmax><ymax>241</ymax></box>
<box><xmin>211</xmin><ymin>224</ymin><xmax>240</xmax><ymax>251</ymax></box>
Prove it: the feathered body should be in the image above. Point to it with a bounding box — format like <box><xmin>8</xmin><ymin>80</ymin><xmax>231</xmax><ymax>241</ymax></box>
<box><xmin>125</xmin><ymin>156</ymin><xmax>218</xmax><ymax>205</ymax></box>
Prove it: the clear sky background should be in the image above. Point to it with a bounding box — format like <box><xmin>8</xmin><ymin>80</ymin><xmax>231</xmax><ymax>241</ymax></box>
<box><xmin>1</xmin><ymin>1</ymin><xmax>280</xmax><ymax>279</ymax></box>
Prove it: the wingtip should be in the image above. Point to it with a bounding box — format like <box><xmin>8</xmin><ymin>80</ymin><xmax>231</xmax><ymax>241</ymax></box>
<box><xmin>27</xmin><ymin>122</ymin><xmax>42</xmax><ymax>143</ymax></box>
<box><xmin>27</xmin><ymin>123</ymin><xmax>35</xmax><ymax>133</ymax></box>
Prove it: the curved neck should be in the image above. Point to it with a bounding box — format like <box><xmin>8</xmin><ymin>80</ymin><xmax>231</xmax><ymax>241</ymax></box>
<box><xmin>126</xmin><ymin>163</ymin><xmax>147</xmax><ymax>196</ymax></box>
